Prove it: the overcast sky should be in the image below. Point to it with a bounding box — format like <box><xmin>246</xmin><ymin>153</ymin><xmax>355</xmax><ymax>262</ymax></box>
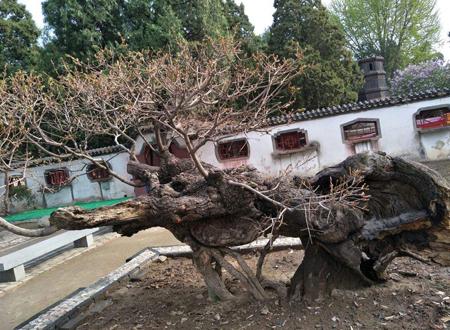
<box><xmin>18</xmin><ymin>0</ymin><xmax>450</xmax><ymax>60</ymax></box>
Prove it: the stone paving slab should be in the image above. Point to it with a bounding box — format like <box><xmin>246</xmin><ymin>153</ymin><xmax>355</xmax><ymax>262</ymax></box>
<box><xmin>17</xmin><ymin>237</ymin><xmax>302</xmax><ymax>329</ymax></box>
<box><xmin>0</xmin><ymin>230</ymin><xmax>34</xmax><ymax>251</ymax></box>
<box><xmin>0</xmin><ymin>232</ymin><xmax>119</xmax><ymax>296</ymax></box>
<box><xmin>17</xmin><ymin>249</ymin><xmax>159</xmax><ymax>330</ymax></box>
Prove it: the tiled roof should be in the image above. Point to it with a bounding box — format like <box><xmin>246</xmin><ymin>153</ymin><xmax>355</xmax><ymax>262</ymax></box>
<box><xmin>87</xmin><ymin>145</ymin><xmax>125</xmax><ymax>156</ymax></box>
<box><xmin>11</xmin><ymin>145</ymin><xmax>125</xmax><ymax>169</ymax></box>
<box><xmin>267</xmin><ymin>88</ymin><xmax>450</xmax><ymax>126</ymax></box>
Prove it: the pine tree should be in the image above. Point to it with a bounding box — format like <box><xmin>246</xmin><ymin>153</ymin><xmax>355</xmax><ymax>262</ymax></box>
<box><xmin>41</xmin><ymin>0</ymin><xmax>126</xmax><ymax>65</ymax></box>
<box><xmin>124</xmin><ymin>0</ymin><xmax>184</xmax><ymax>52</ymax></box>
<box><xmin>0</xmin><ymin>0</ymin><xmax>39</xmax><ymax>74</ymax></box>
<box><xmin>172</xmin><ymin>0</ymin><xmax>230</xmax><ymax>41</ymax></box>
<box><xmin>267</xmin><ymin>0</ymin><xmax>362</xmax><ymax>109</ymax></box>
<box><xmin>223</xmin><ymin>0</ymin><xmax>263</xmax><ymax>53</ymax></box>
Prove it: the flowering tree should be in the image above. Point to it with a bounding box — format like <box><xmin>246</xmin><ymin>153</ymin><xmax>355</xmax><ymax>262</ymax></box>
<box><xmin>390</xmin><ymin>60</ymin><xmax>450</xmax><ymax>96</ymax></box>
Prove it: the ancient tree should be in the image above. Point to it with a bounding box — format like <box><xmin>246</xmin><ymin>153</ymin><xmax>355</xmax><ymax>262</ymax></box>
<box><xmin>0</xmin><ymin>39</ymin><xmax>449</xmax><ymax>301</ymax></box>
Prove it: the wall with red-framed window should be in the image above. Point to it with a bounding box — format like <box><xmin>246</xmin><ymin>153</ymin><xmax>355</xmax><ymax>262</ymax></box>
<box><xmin>44</xmin><ymin>168</ymin><xmax>70</xmax><ymax>187</ymax></box>
<box><xmin>87</xmin><ymin>162</ymin><xmax>112</xmax><ymax>182</ymax></box>
<box><xmin>340</xmin><ymin>118</ymin><xmax>381</xmax><ymax>154</ymax></box>
<box><xmin>414</xmin><ymin>105</ymin><xmax>450</xmax><ymax>132</ymax></box>
<box><xmin>216</xmin><ymin>139</ymin><xmax>250</xmax><ymax>161</ymax></box>
<box><xmin>270</xmin><ymin>129</ymin><xmax>320</xmax><ymax>157</ymax></box>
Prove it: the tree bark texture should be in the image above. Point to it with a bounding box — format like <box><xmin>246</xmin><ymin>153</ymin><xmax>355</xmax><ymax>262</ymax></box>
<box><xmin>48</xmin><ymin>152</ymin><xmax>450</xmax><ymax>301</ymax></box>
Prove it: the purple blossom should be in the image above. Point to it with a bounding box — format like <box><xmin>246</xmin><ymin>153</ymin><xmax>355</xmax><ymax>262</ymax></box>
<box><xmin>390</xmin><ymin>60</ymin><xmax>450</xmax><ymax>96</ymax></box>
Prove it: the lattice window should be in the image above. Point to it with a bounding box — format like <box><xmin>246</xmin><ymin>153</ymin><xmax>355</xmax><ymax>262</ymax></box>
<box><xmin>275</xmin><ymin>131</ymin><xmax>307</xmax><ymax>151</ymax></box>
<box><xmin>45</xmin><ymin>168</ymin><xmax>70</xmax><ymax>187</ymax></box>
<box><xmin>343</xmin><ymin>121</ymin><xmax>379</xmax><ymax>142</ymax></box>
<box><xmin>8</xmin><ymin>175</ymin><xmax>24</xmax><ymax>188</ymax></box>
<box><xmin>87</xmin><ymin>162</ymin><xmax>112</xmax><ymax>182</ymax></box>
<box><xmin>415</xmin><ymin>107</ymin><xmax>450</xmax><ymax>130</ymax></box>
<box><xmin>217</xmin><ymin>139</ymin><xmax>249</xmax><ymax>160</ymax></box>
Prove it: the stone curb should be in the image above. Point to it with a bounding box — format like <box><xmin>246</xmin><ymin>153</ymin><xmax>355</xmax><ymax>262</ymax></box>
<box><xmin>17</xmin><ymin>237</ymin><xmax>302</xmax><ymax>329</ymax></box>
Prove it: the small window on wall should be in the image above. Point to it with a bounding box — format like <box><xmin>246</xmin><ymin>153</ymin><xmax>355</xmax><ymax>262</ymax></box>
<box><xmin>415</xmin><ymin>107</ymin><xmax>450</xmax><ymax>130</ymax></box>
<box><xmin>8</xmin><ymin>175</ymin><xmax>25</xmax><ymax>188</ymax></box>
<box><xmin>87</xmin><ymin>162</ymin><xmax>112</xmax><ymax>182</ymax></box>
<box><xmin>217</xmin><ymin>139</ymin><xmax>249</xmax><ymax>160</ymax></box>
<box><xmin>274</xmin><ymin>130</ymin><xmax>308</xmax><ymax>151</ymax></box>
<box><xmin>343</xmin><ymin>120</ymin><xmax>379</xmax><ymax>142</ymax></box>
<box><xmin>45</xmin><ymin>168</ymin><xmax>70</xmax><ymax>187</ymax></box>
<box><xmin>342</xmin><ymin>119</ymin><xmax>380</xmax><ymax>154</ymax></box>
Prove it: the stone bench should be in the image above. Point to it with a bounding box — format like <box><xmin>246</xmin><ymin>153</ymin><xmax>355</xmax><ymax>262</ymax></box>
<box><xmin>0</xmin><ymin>228</ymin><xmax>99</xmax><ymax>282</ymax></box>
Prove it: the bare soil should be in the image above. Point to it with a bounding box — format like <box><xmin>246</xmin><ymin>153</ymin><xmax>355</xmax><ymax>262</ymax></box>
<box><xmin>77</xmin><ymin>250</ymin><xmax>449</xmax><ymax>330</ymax></box>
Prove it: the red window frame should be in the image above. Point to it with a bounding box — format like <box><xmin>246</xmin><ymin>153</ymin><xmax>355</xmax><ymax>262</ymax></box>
<box><xmin>87</xmin><ymin>163</ymin><xmax>112</xmax><ymax>182</ymax></box>
<box><xmin>274</xmin><ymin>131</ymin><xmax>307</xmax><ymax>151</ymax></box>
<box><xmin>217</xmin><ymin>139</ymin><xmax>249</xmax><ymax>160</ymax></box>
<box><xmin>343</xmin><ymin>121</ymin><xmax>379</xmax><ymax>142</ymax></box>
<box><xmin>45</xmin><ymin>169</ymin><xmax>70</xmax><ymax>187</ymax></box>
<box><xmin>415</xmin><ymin>108</ymin><xmax>450</xmax><ymax>130</ymax></box>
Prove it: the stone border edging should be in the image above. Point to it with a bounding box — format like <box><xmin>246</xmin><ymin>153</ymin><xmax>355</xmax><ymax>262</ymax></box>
<box><xmin>18</xmin><ymin>237</ymin><xmax>302</xmax><ymax>329</ymax></box>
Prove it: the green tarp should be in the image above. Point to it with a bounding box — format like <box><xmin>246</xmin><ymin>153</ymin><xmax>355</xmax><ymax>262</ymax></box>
<box><xmin>4</xmin><ymin>197</ymin><xmax>130</xmax><ymax>223</ymax></box>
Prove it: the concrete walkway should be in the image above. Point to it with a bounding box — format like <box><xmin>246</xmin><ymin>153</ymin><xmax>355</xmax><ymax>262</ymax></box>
<box><xmin>0</xmin><ymin>227</ymin><xmax>181</xmax><ymax>330</ymax></box>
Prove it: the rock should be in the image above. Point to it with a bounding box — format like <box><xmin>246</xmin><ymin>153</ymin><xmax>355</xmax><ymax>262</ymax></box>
<box><xmin>129</xmin><ymin>272</ymin><xmax>144</xmax><ymax>282</ymax></box>
<box><xmin>181</xmin><ymin>317</ymin><xmax>188</xmax><ymax>324</ymax></box>
<box><xmin>389</xmin><ymin>273</ymin><xmax>402</xmax><ymax>282</ymax></box>
<box><xmin>260</xmin><ymin>306</ymin><xmax>270</xmax><ymax>315</ymax></box>
<box><xmin>398</xmin><ymin>270</ymin><xmax>417</xmax><ymax>277</ymax></box>
<box><xmin>170</xmin><ymin>311</ymin><xmax>183</xmax><ymax>316</ymax></box>
<box><xmin>214</xmin><ymin>313</ymin><xmax>221</xmax><ymax>321</ymax></box>
<box><xmin>331</xmin><ymin>316</ymin><xmax>339</xmax><ymax>322</ymax></box>
<box><xmin>331</xmin><ymin>289</ymin><xmax>355</xmax><ymax>299</ymax></box>
<box><xmin>157</xmin><ymin>255</ymin><xmax>168</xmax><ymax>262</ymax></box>
<box><xmin>195</xmin><ymin>294</ymin><xmax>203</xmax><ymax>300</ymax></box>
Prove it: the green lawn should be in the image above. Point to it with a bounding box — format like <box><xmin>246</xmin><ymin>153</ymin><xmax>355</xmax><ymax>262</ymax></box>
<box><xmin>4</xmin><ymin>197</ymin><xmax>131</xmax><ymax>223</ymax></box>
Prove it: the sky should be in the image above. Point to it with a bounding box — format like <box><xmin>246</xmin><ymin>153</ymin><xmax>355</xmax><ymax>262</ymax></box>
<box><xmin>18</xmin><ymin>0</ymin><xmax>450</xmax><ymax>60</ymax></box>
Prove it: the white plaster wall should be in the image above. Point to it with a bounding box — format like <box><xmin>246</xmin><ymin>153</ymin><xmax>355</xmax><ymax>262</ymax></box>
<box><xmin>198</xmin><ymin>96</ymin><xmax>450</xmax><ymax>176</ymax></box>
<box><xmin>420</xmin><ymin>129</ymin><xmax>450</xmax><ymax>160</ymax></box>
<box><xmin>7</xmin><ymin>96</ymin><xmax>447</xmax><ymax>213</ymax></box>
<box><xmin>2</xmin><ymin>151</ymin><xmax>135</xmax><ymax>213</ymax></box>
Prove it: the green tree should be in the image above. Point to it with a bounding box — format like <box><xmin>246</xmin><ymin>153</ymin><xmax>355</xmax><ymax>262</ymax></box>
<box><xmin>0</xmin><ymin>0</ymin><xmax>39</xmax><ymax>74</ymax></box>
<box><xmin>41</xmin><ymin>0</ymin><xmax>126</xmax><ymax>66</ymax></box>
<box><xmin>171</xmin><ymin>0</ymin><xmax>229</xmax><ymax>41</ymax></box>
<box><xmin>223</xmin><ymin>0</ymin><xmax>263</xmax><ymax>53</ymax></box>
<box><xmin>267</xmin><ymin>0</ymin><xmax>362</xmax><ymax>110</ymax></box>
<box><xmin>331</xmin><ymin>0</ymin><xmax>441</xmax><ymax>78</ymax></box>
<box><xmin>123</xmin><ymin>0</ymin><xmax>184</xmax><ymax>51</ymax></box>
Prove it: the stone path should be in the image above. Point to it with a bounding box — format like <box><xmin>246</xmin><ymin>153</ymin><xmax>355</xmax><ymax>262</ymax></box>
<box><xmin>0</xmin><ymin>230</ymin><xmax>33</xmax><ymax>251</ymax></box>
<box><xmin>0</xmin><ymin>227</ymin><xmax>181</xmax><ymax>330</ymax></box>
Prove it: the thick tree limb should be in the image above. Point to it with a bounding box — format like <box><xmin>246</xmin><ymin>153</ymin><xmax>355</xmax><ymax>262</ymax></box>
<box><xmin>42</xmin><ymin>152</ymin><xmax>450</xmax><ymax>301</ymax></box>
<box><xmin>0</xmin><ymin>216</ymin><xmax>58</xmax><ymax>237</ymax></box>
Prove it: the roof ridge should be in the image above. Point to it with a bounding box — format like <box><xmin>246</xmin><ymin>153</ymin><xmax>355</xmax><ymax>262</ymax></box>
<box><xmin>267</xmin><ymin>88</ymin><xmax>450</xmax><ymax>125</ymax></box>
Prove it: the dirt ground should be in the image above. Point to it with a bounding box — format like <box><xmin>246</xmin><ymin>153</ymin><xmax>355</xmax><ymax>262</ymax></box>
<box><xmin>77</xmin><ymin>249</ymin><xmax>450</xmax><ymax>330</ymax></box>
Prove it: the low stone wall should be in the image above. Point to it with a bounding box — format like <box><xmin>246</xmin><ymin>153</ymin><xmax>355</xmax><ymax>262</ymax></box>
<box><xmin>421</xmin><ymin>159</ymin><xmax>450</xmax><ymax>182</ymax></box>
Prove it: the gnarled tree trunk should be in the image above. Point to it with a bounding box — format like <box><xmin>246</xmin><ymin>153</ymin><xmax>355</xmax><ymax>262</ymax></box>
<box><xmin>46</xmin><ymin>152</ymin><xmax>449</xmax><ymax>302</ymax></box>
